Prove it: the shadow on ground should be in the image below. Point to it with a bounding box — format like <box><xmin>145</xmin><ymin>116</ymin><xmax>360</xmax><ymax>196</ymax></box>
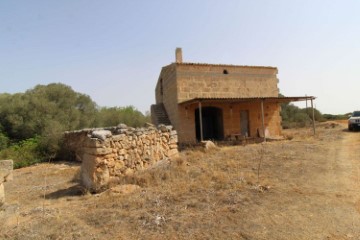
<box><xmin>44</xmin><ymin>184</ymin><xmax>85</xmax><ymax>199</ymax></box>
<box><xmin>342</xmin><ymin>128</ymin><xmax>360</xmax><ymax>132</ymax></box>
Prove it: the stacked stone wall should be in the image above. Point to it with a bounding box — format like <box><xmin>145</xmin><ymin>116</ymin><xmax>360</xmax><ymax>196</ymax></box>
<box><xmin>0</xmin><ymin>160</ymin><xmax>13</xmax><ymax>207</ymax></box>
<box><xmin>64</xmin><ymin>124</ymin><xmax>178</xmax><ymax>191</ymax></box>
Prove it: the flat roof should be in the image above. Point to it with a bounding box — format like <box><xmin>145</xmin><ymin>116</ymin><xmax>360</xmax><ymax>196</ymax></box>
<box><xmin>176</xmin><ymin>62</ymin><xmax>277</xmax><ymax>70</ymax></box>
<box><xmin>179</xmin><ymin>96</ymin><xmax>316</xmax><ymax>105</ymax></box>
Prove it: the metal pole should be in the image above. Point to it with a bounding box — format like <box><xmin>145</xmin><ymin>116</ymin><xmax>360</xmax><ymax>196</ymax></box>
<box><xmin>261</xmin><ymin>99</ymin><xmax>266</xmax><ymax>142</ymax></box>
<box><xmin>199</xmin><ymin>101</ymin><xmax>204</xmax><ymax>141</ymax></box>
<box><xmin>311</xmin><ymin>98</ymin><xmax>316</xmax><ymax>135</ymax></box>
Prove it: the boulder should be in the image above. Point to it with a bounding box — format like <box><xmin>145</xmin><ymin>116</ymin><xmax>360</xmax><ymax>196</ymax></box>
<box><xmin>0</xmin><ymin>183</ymin><xmax>4</xmax><ymax>207</ymax></box>
<box><xmin>167</xmin><ymin>148</ymin><xmax>179</xmax><ymax>158</ymax></box>
<box><xmin>117</xmin><ymin>123</ymin><xmax>128</xmax><ymax>129</ymax></box>
<box><xmin>91</xmin><ymin>130</ymin><xmax>112</xmax><ymax>141</ymax></box>
<box><xmin>0</xmin><ymin>160</ymin><xmax>13</xmax><ymax>183</ymax></box>
<box><xmin>201</xmin><ymin>141</ymin><xmax>217</xmax><ymax>151</ymax></box>
<box><xmin>158</xmin><ymin>124</ymin><xmax>168</xmax><ymax>132</ymax></box>
<box><xmin>0</xmin><ymin>160</ymin><xmax>13</xmax><ymax>207</ymax></box>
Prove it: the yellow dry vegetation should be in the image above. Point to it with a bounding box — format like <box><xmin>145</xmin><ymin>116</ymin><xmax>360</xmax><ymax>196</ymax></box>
<box><xmin>1</xmin><ymin>122</ymin><xmax>360</xmax><ymax>240</ymax></box>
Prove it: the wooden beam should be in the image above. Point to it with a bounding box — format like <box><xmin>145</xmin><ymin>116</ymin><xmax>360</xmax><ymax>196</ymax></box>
<box><xmin>261</xmin><ymin>99</ymin><xmax>266</xmax><ymax>142</ymax></box>
<box><xmin>311</xmin><ymin>98</ymin><xmax>316</xmax><ymax>135</ymax></box>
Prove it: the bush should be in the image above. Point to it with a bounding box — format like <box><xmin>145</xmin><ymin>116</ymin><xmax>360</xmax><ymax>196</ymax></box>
<box><xmin>0</xmin><ymin>83</ymin><xmax>151</xmax><ymax>168</ymax></box>
<box><xmin>97</xmin><ymin>106</ymin><xmax>151</xmax><ymax>128</ymax></box>
<box><xmin>0</xmin><ymin>137</ymin><xmax>43</xmax><ymax>169</ymax></box>
<box><xmin>0</xmin><ymin>132</ymin><xmax>9</xmax><ymax>151</ymax></box>
<box><xmin>280</xmin><ymin>100</ymin><xmax>324</xmax><ymax>129</ymax></box>
<box><xmin>323</xmin><ymin>113</ymin><xmax>349</xmax><ymax>120</ymax></box>
<box><xmin>0</xmin><ymin>83</ymin><xmax>98</xmax><ymax>161</ymax></box>
<box><xmin>303</xmin><ymin>107</ymin><xmax>325</xmax><ymax>122</ymax></box>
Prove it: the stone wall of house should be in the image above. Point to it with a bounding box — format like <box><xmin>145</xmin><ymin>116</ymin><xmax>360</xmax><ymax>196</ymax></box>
<box><xmin>153</xmin><ymin>61</ymin><xmax>280</xmax><ymax>143</ymax></box>
<box><xmin>153</xmin><ymin>49</ymin><xmax>282</xmax><ymax>143</ymax></box>
<box><xmin>176</xmin><ymin>64</ymin><xmax>279</xmax><ymax>103</ymax></box>
<box><xmin>155</xmin><ymin>64</ymin><xmax>180</xmax><ymax>130</ymax></box>
<box><xmin>0</xmin><ymin>160</ymin><xmax>13</xmax><ymax>207</ymax></box>
<box><xmin>178</xmin><ymin>101</ymin><xmax>281</xmax><ymax>143</ymax></box>
<box><xmin>63</xmin><ymin>124</ymin><xmax>179</xmax><ymax>191</ymax></box>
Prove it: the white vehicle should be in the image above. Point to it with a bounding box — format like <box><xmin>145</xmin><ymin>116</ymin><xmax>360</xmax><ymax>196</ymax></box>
<box><xmin>348</xmin><ymin>111</ymin><xmax>360</xmax><ymax>131</ymax></box>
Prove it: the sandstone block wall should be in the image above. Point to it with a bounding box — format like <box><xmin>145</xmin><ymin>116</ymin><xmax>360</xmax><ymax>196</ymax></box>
<box><xmin>155</xmin><ymin>64</ymin><xmax>180</xmax><ymax>130</ymax></box>
<box><xmin>153</xmin><ymin>62</ymin><xmax>280</xmax><ymax>143</ymax></box>
<box><xmin>178</xmin><ymin>101</ymin><xmax>281</xmax><ymax>143</ymax></box>
<box><xmin>0</xmin><ymin>160</ymin><xmax>13</xmax><ymax>207</ymax></box>
<box><xmin>153</xmin><ymin>47</ymin><xmax>283</xmax><ymax>145</ymax></box>
<box><xmin>176</xmin><ymin>64</ymin><xmax>279</xmax><ymax>103</ymax></box>
<box><xmin>64</xmin><ymin>124</ymin><xmax>179</xmax><ymax>191</ymax></box>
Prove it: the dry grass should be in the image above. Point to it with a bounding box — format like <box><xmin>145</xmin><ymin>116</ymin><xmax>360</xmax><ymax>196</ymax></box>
<box><xmin>1</xmin><ymin>123</ymin><xmax>360</xmax><ymax>239</ymax></box>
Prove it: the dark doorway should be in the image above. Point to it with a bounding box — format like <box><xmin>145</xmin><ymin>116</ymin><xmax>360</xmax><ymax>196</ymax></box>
<box><xmin>195</xmin><ymin>107</ymin><xmax>224</xmax><ymax>141</ymax></box>
<box><xmin>240</xmin><ymin>110</ymin><xmax>250</xmax><ymax>137</ymax></box>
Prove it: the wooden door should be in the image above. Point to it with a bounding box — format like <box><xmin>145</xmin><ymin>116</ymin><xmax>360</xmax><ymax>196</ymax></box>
<box><xmin>240</xmin><ymin>110</ymin><xmax>249</xmax><ymax>137</ymax></box>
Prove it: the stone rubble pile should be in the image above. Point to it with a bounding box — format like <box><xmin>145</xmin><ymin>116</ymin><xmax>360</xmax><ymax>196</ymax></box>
<box><xmin>64</xmin><ymin>124</ymin><xmax>178</xmax><ymax>192</ymax></box>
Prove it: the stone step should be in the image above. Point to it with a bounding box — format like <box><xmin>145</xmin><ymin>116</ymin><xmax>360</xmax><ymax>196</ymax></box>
<box><xmin>151</xmin><ymin>104</ymin><xmax>171</xmax><ymax>126</ymax></box>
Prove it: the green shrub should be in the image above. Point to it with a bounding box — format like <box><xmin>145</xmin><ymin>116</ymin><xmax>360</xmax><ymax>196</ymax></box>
<box><xmin>323</xmin><ymin>113</ymin><xmax>349</xmax><ymax>120</ymax></box>
<box><xmin>0</xmin><ymin>83</ymin><xmax>150</xmax><ymax>168</ymax></box>
<box><xmin>97</xmin><ymin>106</ymin><xmax>151</xmax><ymax>128</ymax></box>
<box><xmin>0</xmin><ymin>137</ymin><xmax>43</xmax><ymax>169</ymax></box>
<box><xmin>280</xmin><ymin>98</ymin><xmax>324</xmax><ymax>129</ymax></box>
<box><xmin>0</xmin><ymin>132</ymin><xmax>9</xmax><ymax>151</ymax></box>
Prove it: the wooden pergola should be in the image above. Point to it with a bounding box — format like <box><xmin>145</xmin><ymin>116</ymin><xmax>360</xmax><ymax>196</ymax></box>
<box><xmin>179</xmin><ymin>96</ymin><xmax>317</xmax><ymax>142</ymax></box>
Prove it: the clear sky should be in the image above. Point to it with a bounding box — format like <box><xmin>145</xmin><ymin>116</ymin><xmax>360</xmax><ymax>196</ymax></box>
<box><xmin>1</xmin><ymin>0</ymin><xmax>359</xmax><ymax>114</ymax></box>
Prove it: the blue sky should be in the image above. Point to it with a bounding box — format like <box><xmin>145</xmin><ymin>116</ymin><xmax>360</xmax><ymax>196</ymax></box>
<box><xmin>1</xmin><ymin>0</ymin><xmax>359</xmax><ymax>114</ymax></box>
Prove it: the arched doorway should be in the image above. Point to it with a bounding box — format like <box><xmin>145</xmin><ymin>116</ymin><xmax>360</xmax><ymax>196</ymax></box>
<box><xmin>195</xmin><ymin>107</ymin><xmax>224</xmax><ymax>141</ymax></box>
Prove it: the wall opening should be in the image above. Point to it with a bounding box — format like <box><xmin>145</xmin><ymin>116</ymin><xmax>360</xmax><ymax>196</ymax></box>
<box><xmin>195</xmin><ymin>107</ymin><xmax>224</xmax><ymax>141</ymax></box>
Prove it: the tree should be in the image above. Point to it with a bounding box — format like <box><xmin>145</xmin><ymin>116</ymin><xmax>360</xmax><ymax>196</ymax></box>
<box><xmin>279</xmin><ymin>94</ymin><xmax>323</xmax><ymax>128</ymax></box>
<box><xmin>0</xmin><ymin>83</ymin><xmax>98</xmax><ymax>156</ymax></box>
<box><xmin>0</xmin><ymin>83</ymin><xmax>151</xmax><ymax>166</ymax></box>
<box><xmin>0</xmin><ymin>132</ymin><xmax>9</xmax><ymax>151</ymax></box>
<box><xmin>97</xmin><ymin>106</ymin><xmax>150</xmax><ymax>128</ymax></box>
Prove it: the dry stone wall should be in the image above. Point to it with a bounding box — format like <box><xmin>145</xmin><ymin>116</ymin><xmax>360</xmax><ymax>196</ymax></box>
<box><xmin>64</xmin><ymin>124</ymin><xmax>179</xmax><ymax>192</ymax></box>
<box><xmin>0</xmin><ymin>160</ymin><xmax>13</xmax><ymax>207</ymax></box>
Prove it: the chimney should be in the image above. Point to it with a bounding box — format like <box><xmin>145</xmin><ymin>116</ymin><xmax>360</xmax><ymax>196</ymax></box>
<box><xmin>175</xmin><ymin>48</ymin><xmax>183</xmax><ymax>63</ymax></box>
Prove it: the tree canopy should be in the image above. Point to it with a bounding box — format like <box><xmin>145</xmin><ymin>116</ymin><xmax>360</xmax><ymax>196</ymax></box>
<box><xmin>279</xmin><ymin>94</ymin><xmax>324</xmax><ymax>129</ymax></box>
<box><xmin>0</xmin><ymin>83</ymin><xmax>150</xmax><ymax>167</ymax></box>
<box><xmin>97</xmin><ymin>106</ymin><xmax>150</xmax><ymax>128</ymax></box>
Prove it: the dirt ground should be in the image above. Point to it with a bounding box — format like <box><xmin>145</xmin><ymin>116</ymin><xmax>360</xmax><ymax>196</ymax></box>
<box><xmin>1</xmin><ymin>121</ymin><xmax>360</xmax><ymax>240</ymax></box>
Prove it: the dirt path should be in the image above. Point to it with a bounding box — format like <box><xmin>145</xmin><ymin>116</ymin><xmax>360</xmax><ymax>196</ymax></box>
<box><xmin>335</xmin><ymin>130</ymin><xmax>360</xmax><ymax>230</ymax></box>
<box><xmin>301</xmin><ymin>128</ymin><xmax>360</xmax><ymax>239</ymax></box>
<box><xmin>226</xmin><ymin>125</ymin><xmax>360</xmax><ymax>240</ymax></box>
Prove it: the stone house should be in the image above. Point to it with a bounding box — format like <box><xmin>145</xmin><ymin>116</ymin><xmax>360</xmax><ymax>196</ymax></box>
<box><xmin>151</xmin><ymin>48</ymin><xmax>314</xmax><ymax>144</ymax></box>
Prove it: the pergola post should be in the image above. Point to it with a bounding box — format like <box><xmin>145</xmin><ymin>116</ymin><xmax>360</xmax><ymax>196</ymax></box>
<box><xmin>311</xmin><ymin>98</ymin><xmax>316</xmax><ymax>135</ymax></box>
<box><xmin>199</xmin><ymin>101</ymin><xmax>204</xmax><ymax>141</ymax></box>
<box><xmin>261</xmin><ymin>99</ymin><xmax>266</xmax><ymax>142</ymax></box>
